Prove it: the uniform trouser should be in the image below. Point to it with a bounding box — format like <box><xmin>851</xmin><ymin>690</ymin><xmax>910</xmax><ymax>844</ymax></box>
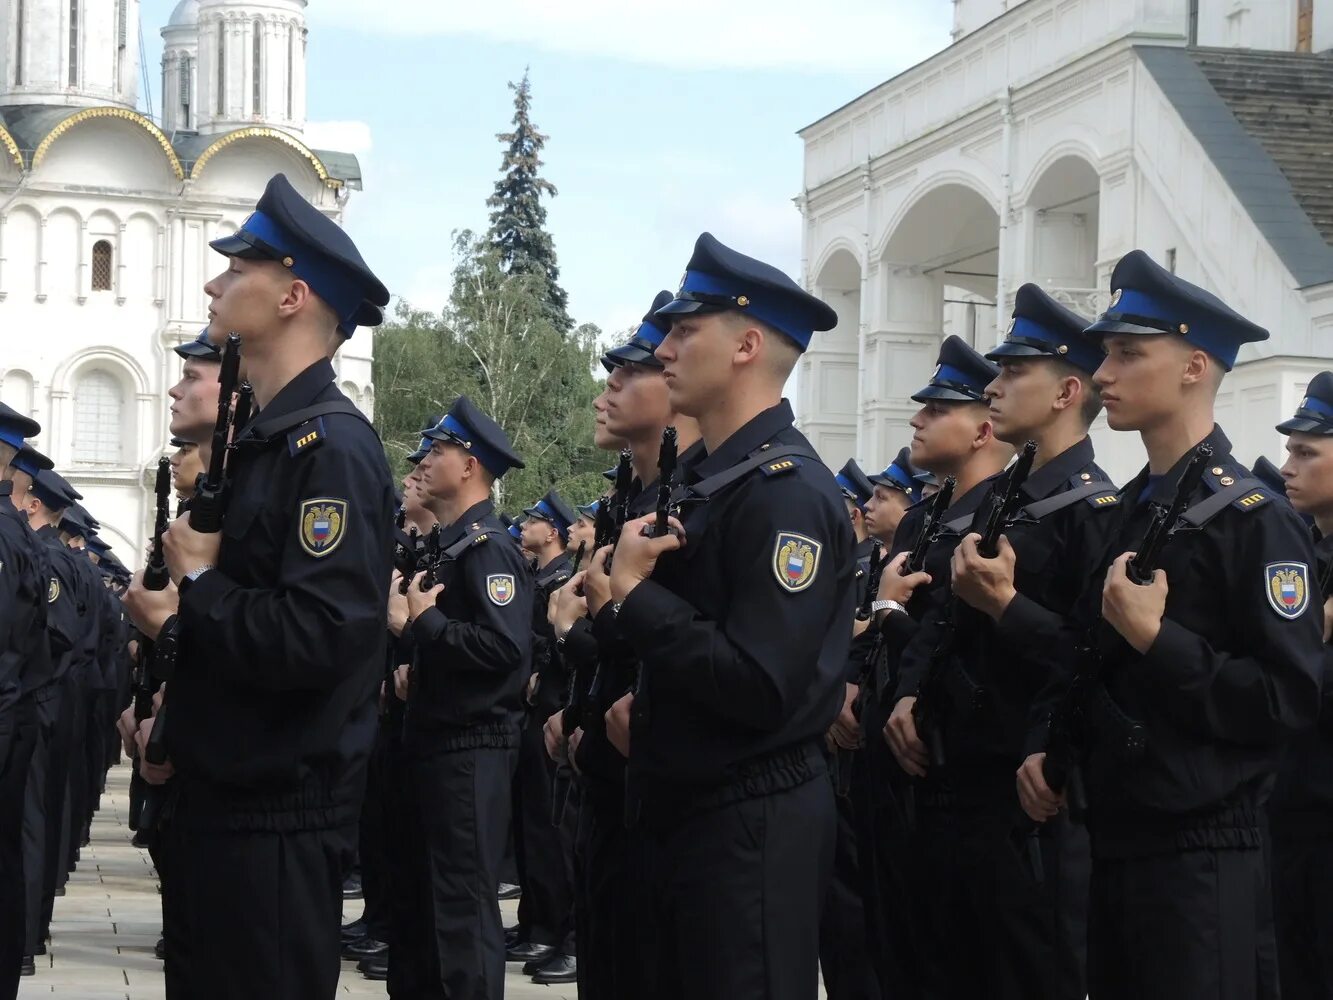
<box><xmin>81</xmin><ymin>690</ymin><xmax>113</xmax><ymax>842</ymax></box>
<box><xmin>910</xmin><ymin>792</ymin><xmax>1089</xmax><ymax>1000</ymax></box>
<box><xmin>161</xmin><ymin>818</ymin><xmax>353</xmax><ymax>1000</ymax></box>
<box><xmin>389</xmin><ymin>746</ymin><xmax>516</xmax><ymax>1000</ymax></box>
<box><xmin>21</xmin><ymin>685</ymin><xmax>60</xmax><ymax>954</ymax></box>
<box><xmin>1272</xmin><ymin>831</ymin><xmax>1333</xmax><ymax>999</ymax></box>
<box><xmin>853</xmin><ymin>702</ymin><xmax>924</xmax><ymax>999</ymax></box>
<box><xmin>356</xmin><ymin>722</ymin><xmax>393</xmax><ymax>941</ymax></box>
<box><xmin>513</xmin><ymin>715</ymin><xmax>576</xmax><ymax>949</ymax></box>
<box><xmin>575</xmin><ymin>781</ymin><xmax>649</xmax><ymax>999</ymax></box>
<box><xmin>819</xmin><ymin>752</ymin><xmax>881</xmax><ymax>1000</ymax></box>
<box><xmin>638</xmin><ymin>770</ymin><xmax>835</xmax><ymax>1000</ymax></box>
<box><xmin>1088</xmin><ymin>846</ymin><xmax>1278</xmax><ymax>1000</ymax></box>
<box><xmin>61</xmin><ymin>679</ymin><xmax>88</xmax><ymax>874</ymax></box>
<box><xmin>39</xmin><ymin>675</ymin><xmax>75</xmax><ymax>937</ymax></box>
<box><xmin>0</xmin><ymin>700</ymin><xmax>38</xmax><ymax>1000</ymax></box>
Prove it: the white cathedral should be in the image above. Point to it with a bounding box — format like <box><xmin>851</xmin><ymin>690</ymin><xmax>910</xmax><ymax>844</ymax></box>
<box><xmin>797</xmin><ymin>0</ymin><xmax>1333</xmax><ymax>486</ymax></box>
<box><xmin>0</xmin><ymin>0</ymin><xmax>372</xmax><ymax>558</ymax></box>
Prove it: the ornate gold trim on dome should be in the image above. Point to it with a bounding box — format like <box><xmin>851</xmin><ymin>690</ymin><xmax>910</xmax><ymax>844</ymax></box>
<box><xmin>32</xmin><ymin>107</ymin><xmax>185</xmax><ymax>179</ymax></box>
<box><xmin>191</xmin><ymin>128</ymin><xmax>342</xmax><ymax>189</ymax></box>
<box><xmin>0</xmin><ymin>127</ymin><xmax>22</xmax><ymax>171</ymax></box>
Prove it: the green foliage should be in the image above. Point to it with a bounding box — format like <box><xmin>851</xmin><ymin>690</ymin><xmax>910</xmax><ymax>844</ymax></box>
<box><xmin>486</xmin><ymin>69</ymin><xmax>572</xmax><ymax>335</ymax></box>
<box><xmin>372</xmin><ymin>231</ymin><xmax>607</xmax><ymax>512</ymax></box>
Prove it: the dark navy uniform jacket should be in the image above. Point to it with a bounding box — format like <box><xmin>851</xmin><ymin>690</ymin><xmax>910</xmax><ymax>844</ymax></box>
<box><xmin>620</xmin><ymin>400</ymin><xmax>854</xmax><ymax>786</ymax></box>
<box><xmin>895</xmin><ymin>436</ymin><xmax>1119</xmax><ymax>792</ymax></box>
<box><xmin>406</xmin><ymin>498</ymin><xmax>533</xmax><ymax>750</ymax></box>
<box><xmin>173</xmin><ymin>359</ymin><xmax>394</xmax><ymax>831</ymax></box>
<box><xmin>1068</xmin><ymin>427</ymin><xmax>1322</xmax><ymax>856</ymax></box>
<box><xmin>0</xmin><ymin>483</ymin><xmax>46</xmax><ymax>744</ymax></box>
<box><xmin>1268</xmin><ymin>530</ymin><xmax>1333</xmax><ymax>836</ymax></box>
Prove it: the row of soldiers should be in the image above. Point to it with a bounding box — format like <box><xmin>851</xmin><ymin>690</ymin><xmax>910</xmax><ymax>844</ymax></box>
<box><xmin>0</xmin><ymin>406</ymin><xmax>139</xmax><ymax>997</ymax></box>
<box><xmin>1</xmin><ymin>164</ymin><xmax>1321</xmax><ymax>1000</ymax></box>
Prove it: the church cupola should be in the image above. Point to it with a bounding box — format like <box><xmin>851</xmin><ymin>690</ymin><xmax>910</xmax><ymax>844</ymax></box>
<box><xmin>0</xmin><ymin>0</ymin><xmax>142</xmax><ymax>109</ymax></box>
<box><xmin>194</xmin><ymin>0</ymin><xmax>308</xmax><ymax>137</ymax></box>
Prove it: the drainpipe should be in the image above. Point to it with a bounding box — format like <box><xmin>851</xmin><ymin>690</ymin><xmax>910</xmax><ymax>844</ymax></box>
<box><xmin>994</xmin><ymin>87</ymin><xmax>1015</xmax><ymax>348</ymax></box>
<box><xmin>857</xmin><ymin>157</ymin><xmax>872</xmax><ymax>461</ymax></box>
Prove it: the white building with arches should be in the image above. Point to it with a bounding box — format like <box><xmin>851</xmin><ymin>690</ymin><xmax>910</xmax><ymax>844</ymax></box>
<box><xmin>797</xmin><ymin>0</ymin><xmax>1333</xmax><ymax>485</ymax></box>
<box><xmin>0</xmin><ymin>0</ymin><xmax>372</xmax><ymax>559</ymax></box>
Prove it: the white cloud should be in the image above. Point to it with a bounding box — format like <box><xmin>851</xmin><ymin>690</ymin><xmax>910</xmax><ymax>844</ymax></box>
<box><xmin>316</xmin><ymin>1</ymin><xmax>950</xmax><ymax>74</ymax></box>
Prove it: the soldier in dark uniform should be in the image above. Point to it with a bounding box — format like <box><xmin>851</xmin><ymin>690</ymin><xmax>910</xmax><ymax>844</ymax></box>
<box><xmin>386</xmin><ymin>396</ymin><xmax>532</xmax><ymax>1000</ymax></box>
<box><xmin>123</xmin><ymin>172</ymin><xmax>394</xmax><ymax>1000</ymax></box>
<box><xmin>9</xmin><ymin>449</ymin><xmax>83</xmax><ymax>977</ymax></box>
<box><xmin>856</xmin><ymin>339</ymin><xmax>1009</xmax><ymax>998</ymax></box>
<box><xmin>568</xmin><ymin>501</ymin><xmax>597</xmax><ymax>553</ymax></box>
<box><xmin>819</xmin><ymin>458</ymin><xmax>881</xmax><ymax>1000</ymax></box>
<box><xmin>1021</xmin><ymin>251</ymin><xmax>1323</xmax><ymax>1000</ymax></box>
<box><xmin>886</xmin><ymin>286</ymin><xmax>1117</xmax><ymax>998</ymax></box>
<box><xmin>355</xmin><ymin>424</ymin><xmax>438</xmax><ymax>984</ymax></box>
<box><xmin>0</xmin><ymin>407</ymin><xmax>53</xmax><ymax>998</ymax></box>
<box><xmin>1269</xmin><ymin>371</ymin><xmax>1333</xmax><ymax>999</ymax></box>
<box><xmin>543</xmin><ymin>290</ymin><xmax>704</xmax><ymax>996</ymax></box>
<box><xmin>581</xmin><ymin>233</ymin><xmax>852</xmax><ymax>1000</ymax></box>
<box><xmin>864</xmin><ymin>448</ymin><xmax>919</xmax><ymax>551</ymax></box>
<box><xmin>509</xmin><ymin>489</ymin><xmax>578</xmax><ymax>980</ymax></box>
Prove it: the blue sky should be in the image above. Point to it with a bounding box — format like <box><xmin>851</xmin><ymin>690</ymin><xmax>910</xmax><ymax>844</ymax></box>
<box><xmin>141</xmin><ymin>1</ymin><xmax>954</xmax><ymax>340</ymax></box>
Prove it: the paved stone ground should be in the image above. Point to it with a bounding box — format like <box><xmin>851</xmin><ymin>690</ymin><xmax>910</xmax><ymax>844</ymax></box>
<box><xmin>19</xmin><ymin>763</ymin><xmax>573</xmax><ymax>999</ymax></box>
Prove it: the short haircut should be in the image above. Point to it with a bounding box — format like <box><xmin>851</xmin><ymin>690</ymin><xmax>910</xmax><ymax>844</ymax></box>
<box><xmin>1050</xmin><ymin>358</ymin><xmax>1104</xmax><ymax>427</ymax></box>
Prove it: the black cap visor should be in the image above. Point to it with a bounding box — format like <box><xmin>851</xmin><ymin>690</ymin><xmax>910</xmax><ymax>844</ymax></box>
<box><xmin>1276</xmin><ymin>412</ymin><xmax>1333</xmax><ymax>436</ymax></box>
<box><xmin>1084</xmin><ymin>312</ymin><xmax>1180</xmax><ymax>339</ymax></box>
<box><xmin>985</xmin><ymin>339</ymin><xmax>1057</xmax><ymax>362</ymax></box>
<box><xmin>209</xmin><ymin>229</ymin><xmax>282</xmax><ymax>262</ymax></box>
<box><xmin>602</xmin><ymin>342</ymin><xmax>662</xmax><ymax>369</ymax></box>
<box><xmin>910</xmin><ymin>384</ymin><xmax>988</xmax><ymax>404</ymax></box>
<box><xmin>655</xmin><ymin>292</ymin><xmax>732</xmax><ymax>318</ymax></box>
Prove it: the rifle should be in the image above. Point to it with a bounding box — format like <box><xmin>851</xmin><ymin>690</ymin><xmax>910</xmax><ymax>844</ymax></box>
<box><xmin>602</xmin><ymin>450</ymin><xmax>634</xmax><ymax>569</ymax></box>
<box><xmin>913</xmin><ymin>441</ymin><xmax>1038</xmax><ymax>768</ymax></box>
<box><xmin>569</xmin><ymin>540</ymin><xmax>588</xmax><ymax>576</ymax></box>
<box><xmin>833</xmin><ymin>541</ymin><xmax>885</xmax><ymax>796</ymax></box>
<box><xmin>652</xmin><ymin>427</ymin><xmax>677</xmax><ymax>538</ymax></box>
<box><xmin>129</xmin><ymin>459</ymin><xmax>173</xmax><ymax>834</ymax></box>
<box><xmin>549</xmin><ymin>540</ymin><xmax>588</xmax><ymax>827</ymax></box>
<box><xmin>395</xmin><ymin>526</ymin><xmax>421</xmax><ymax>595</ymax></box>
<box><xmin>419</xmin><ymin>524</ymin><xmax>442</xmax><ymax>590</ymax></box>
<box><xmin>839</xmin><ymin>475</ymin><xmax>959</xmax><ymax>795</ymax></box>
<box><xmin>147</xmin><ymin>334</ymin><xmax>242</xmax><ymax>767</ymax></box>
<box><xmin>624</xmin><ymin>428</ymin><xmax>680</xmax><ymax>826</ymax></box>
<box><xmin>1043</xmin><ymin>443</ymin><xmax>1211</xmax><ymax>815</ymax></box>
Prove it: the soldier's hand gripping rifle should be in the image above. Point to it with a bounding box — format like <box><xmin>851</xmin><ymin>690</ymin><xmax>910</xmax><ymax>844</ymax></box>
<box><xmin>1042</xmin><ymin>443</ymin><xmax>1211</xmax><ymax>816</ymax></box>
<box><xmin>913</xmin><ymin>441</ymin><xmax>1037</xmax><ymax>769</ymax></box>
<box><xmin>549</xmin><ymin>540</ymin><xmax>589</xmax><ymax>826</ymax></box>
<box><xmin>129</xmin><ymin>457</ymin><xmax>172</xmax><ymax>833</ymax></box>
<box><xmin>144</xmin><ymin>334</ymin><xmax>242</xmax><ymax>767</ymax></box>
<box><xmin>839</xmin><ymin>476</ymin><xmax>957</xmax><ymax>794</ymax></box>
<box><xmin>833</xmin><ymin>540</ymin><xmax>885</xmax><ymax>796</ymax></box>
<box><xmin>623</xmin><ymin>428</ymin><xmax>678</xmax><ymax>827</ymax></box>
<box><xmin>601</xmin><ymin>450</ymin><xmax>634</xmax><ymax>571</ymax></box>
<box><xmin>418</xmin><ymin>524</ymin><xmax>442</xmax><ymax>591</ymax></box>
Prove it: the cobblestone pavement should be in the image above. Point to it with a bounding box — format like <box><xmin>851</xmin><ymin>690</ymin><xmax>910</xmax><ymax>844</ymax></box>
<box><xmin>18</xmin><ymin>762</ymin><xmax>572</xmax><ymax>999</ymax></box>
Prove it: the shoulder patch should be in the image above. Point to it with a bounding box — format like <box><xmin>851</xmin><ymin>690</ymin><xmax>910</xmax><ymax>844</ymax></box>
<box><xmin>760</xmin><ymin>457</ymin><xmax>802</xmax><ymax>477</ymax></box>
<box><xmin>772</xmin><ymin>531</ymin><xmax>821</xmax><ymax>593</ymax></box>
<box><xmin>1087</xmin><ymin>491</ymin><xmax>1120</xmax><ymax>509</ymax></box>
<box><xmin>1233</xmin><ymin>490</ymin><xmax>1270</xmax><ymax>512</ymax></box>
<box><xmin>299</xmin><ymin>498</ymin><xmax>347</xmax><ymax>558</ymax></box>
<box><xmin>288</xmin><ymin>417</ymin><xmax>327</xmax><ymax>457</ymax></box>
<box><xmin>1265</xmin><ymin>561</ymin><xmax>1310</xmax><ymax>620</ymax></box>
<box><xmin>487</xmin><ymin>574</ymin><xmax>516</xmax><ymax>606</ymax></box>
<box><xmin>48</xmin><ymin>577</ymin><xmax>59</xmax><ymax>603</ymax></box>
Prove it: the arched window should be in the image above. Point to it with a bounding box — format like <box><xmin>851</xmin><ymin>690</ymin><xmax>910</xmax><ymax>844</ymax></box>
<box><xmin>67</xmin><ymin>0</ymin><xmax>80</xmax><ymax>86</ymax></box>
<box><xmin>73</xmin><ymin>370</ymin><xmax>124</xmax><ymax>466</ymax></box>
<box><xmin>216</xmin><ymin>19</ymin><xmax>226</xmax><ymax>116</ymax></box>
<box><xmin>15</xmin><ymin>0</ymin><xmax>25</xmax><ymax>85</ymax></box>
<box><xmin>91</xmin><ymin>240</ymin><xmax>113</xmax><ymax>291</ymax></box>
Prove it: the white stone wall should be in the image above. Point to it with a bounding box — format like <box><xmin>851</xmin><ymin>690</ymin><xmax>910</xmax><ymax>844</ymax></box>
<box><xmin>799</xmin><ymin>0</ymin><xmax>1330</xmax><ymax>487</ymax></box>
<box><xmin>1195</xmin><ymin>0</ymin><xmax>1299</xmax><ymax>49</ymax></box>
<box><xmin>195</xmin><ymin>0</ymin><xmax>308</xmax><ymax>137</ymax></box>
<box><xmin>0</xmin><ymin>125</ymin><xmax>369</xmax><ymax>560</ymax></box>
<box><xmin>0</xmin><ymin>0</ymin><xmax>140</xmax><ymax>108</ymax></box>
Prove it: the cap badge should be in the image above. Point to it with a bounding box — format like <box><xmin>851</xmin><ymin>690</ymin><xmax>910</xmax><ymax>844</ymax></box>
<box><xmin>1005</xmin><ymin>319</ymin><xmax>1015</xmax><ymax>336</ymax></box>
<box><xmin>1109</xmin><ymin>288</ymin><xmax>1123</xmax><ymax>308</ymax></box>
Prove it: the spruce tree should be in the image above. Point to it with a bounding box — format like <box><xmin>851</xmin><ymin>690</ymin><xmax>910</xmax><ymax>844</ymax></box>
<box><xmin>486</xmin><ymin>70</ymin><xmax>572</xmax><ymax>334</ymax></box>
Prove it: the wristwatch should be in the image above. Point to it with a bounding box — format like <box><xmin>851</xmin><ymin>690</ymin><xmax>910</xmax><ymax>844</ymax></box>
<box><xmin>185</xmin><ymin>564</ymin><xmax>214</xmax><ymax>584</ymax></box>
<box><xmin>871</xmin><ymin>599</ymin><xmax>906</xmax><ymax>616</ymax></box>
